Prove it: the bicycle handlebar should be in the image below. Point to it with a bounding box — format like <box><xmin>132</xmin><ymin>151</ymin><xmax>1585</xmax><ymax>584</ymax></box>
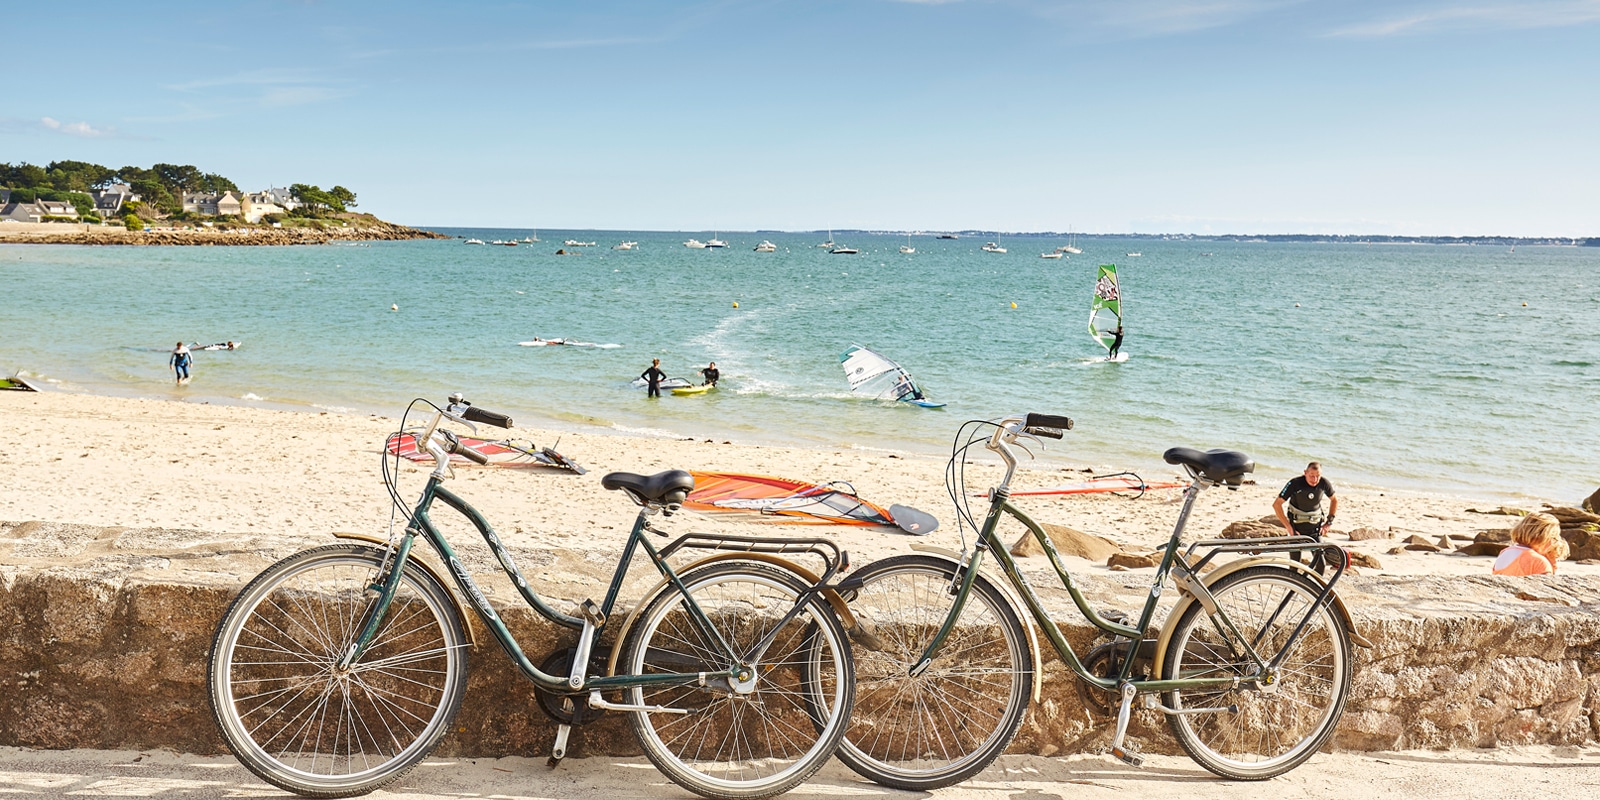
<box><xmin>1024</xmin><ymin>413</ymin><xmax>1073</xmax><ymax>436</ymax></box>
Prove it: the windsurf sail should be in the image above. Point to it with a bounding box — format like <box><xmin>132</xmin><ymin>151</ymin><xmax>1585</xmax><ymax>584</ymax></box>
<box><xmin>1089</xmin><ymin>264</ymin><xmax>1122</xmax><ymax>355</ymax></box>
<box><xmin>385</xmin><ymin>433</ymin><xmax>586</xmax><ymax>473</ymax></box>
<box><xmin>841</xmin><ymin>344</ymin><xmax>927</xmax><ymax>402</ymax></box>
<box><xmin>685</xmin><ymin>472</ymin><xmax>938</xmax><ymax>535</ymax></box>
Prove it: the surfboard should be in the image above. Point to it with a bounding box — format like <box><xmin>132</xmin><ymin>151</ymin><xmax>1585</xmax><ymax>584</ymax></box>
<box><xmin>906</xmin><ymin>398</ymin><xmax>947</xmax><ymax>409</ymax></box>
<box><xmin>672</xmin><ymin>384</ymin><xmax>715</xmax><ymax>396</ymax></box>
<box><xmin>0</xmin><ymin>376</ymin><xmax>39</xmax><ymax>392</ymax></box>
<box><xmin>1105</xmin><ymin>352</ymin><xmax>1129</xmax><ymax>363</ymax></box>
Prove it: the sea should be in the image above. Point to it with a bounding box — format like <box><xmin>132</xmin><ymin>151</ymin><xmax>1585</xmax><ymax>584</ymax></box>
<box><xmin>3</xmin><ymin>231</ymin><xmax>1596</xmax><ymax>502</ymax></box>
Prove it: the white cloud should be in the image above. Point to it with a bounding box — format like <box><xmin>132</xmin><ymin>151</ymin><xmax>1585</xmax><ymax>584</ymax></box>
<box><xmin>40</xmin><ymin>117</ymin><xmax>114</xmax><ymax>137</ymax></box>
<box><xmin>164</xmin><ymin>69</ymin><xmax>353</xmax><ymax>108</ymax></box>
<box><xmin>1328</xmin><ymin>1</ymin><xmax>1600</xmax><ymax>37</ymax></box>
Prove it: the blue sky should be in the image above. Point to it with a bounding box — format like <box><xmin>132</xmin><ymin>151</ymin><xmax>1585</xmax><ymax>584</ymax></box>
<box><xmin>3</xmin><ymin>1</ymin><xmax>1596</xmax><ymax>235</ymax></box>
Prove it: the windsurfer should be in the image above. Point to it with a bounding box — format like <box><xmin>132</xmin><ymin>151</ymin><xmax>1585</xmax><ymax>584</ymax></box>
<box><xmin>701</xmin><ymin>362</ymin><xmax>720</xmax><ymax>387</ymax></box>
<box><xmin>1109</xmin><ymin>326</ymin><xmax>1125</xmax><ymax>360</ymax></box>
<box><xmin>169</xmin><ymin>342</ymin><xmax>192</xmax><ymax>384</ymax></box>
<box><xmin>1273</xmin><ymin>462</ymin><xmax>1337</xmax><ymax>572</ymax></box>
<box><xmin>640</xmin><ymin>359</ymin><xmax>666</xmax><ymax>398</ymax></box>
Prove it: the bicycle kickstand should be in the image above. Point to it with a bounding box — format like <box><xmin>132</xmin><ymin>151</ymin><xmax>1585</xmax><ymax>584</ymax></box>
<box><xmin>1108</xmin><ymin>682</ymin><xmax>1144</xmax><ymax>766</ymax></box>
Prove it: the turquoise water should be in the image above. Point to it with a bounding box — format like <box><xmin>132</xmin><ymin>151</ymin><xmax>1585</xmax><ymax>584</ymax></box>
<box><xmin>3</xmin><ymin>232</ymin><xmax>1596</xmax><ymax>501</ymax></box>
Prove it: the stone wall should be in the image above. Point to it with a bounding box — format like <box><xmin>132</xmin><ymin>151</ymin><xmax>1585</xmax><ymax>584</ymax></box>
<box><xmin>1</xmin><ymin>520</ymin><xmax>1596</xmax><ymax>759</ymax></box>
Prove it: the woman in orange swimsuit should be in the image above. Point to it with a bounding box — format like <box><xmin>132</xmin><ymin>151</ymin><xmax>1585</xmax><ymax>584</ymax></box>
<box><xmin>1491</xmin><ymin>513</ymin><xmax>1568</xmax><ymax>576</ymax></box>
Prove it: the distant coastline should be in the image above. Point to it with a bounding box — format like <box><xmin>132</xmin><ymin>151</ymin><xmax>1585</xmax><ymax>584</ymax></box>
<box><xmin>0</xmin><ymin>217</ymin><xmax>446</xmax><ymax>246</ymax></box>
<box><xmin>768</xmin><ymin>230</ymin><xmax>1599</xmax><ymax>247</ymax></box>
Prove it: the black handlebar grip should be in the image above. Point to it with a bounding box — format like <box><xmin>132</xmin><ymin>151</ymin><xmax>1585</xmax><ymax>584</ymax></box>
<box><xmin>462</xmin><ymin>406</ymin><xmax>513</xmax><ymax>428</ymax></box>
<box><xmin>1025</xmin><ymin>413</ymin><xmax>1074</xmax><ymax>432</ymax></box>
<box><xmin>455</xmin><ymin>442</ymin><xmax>490</xmax><ymax>465</ymax></box>
<box><xmin>1026</xmin><ymin>426</ymin><xmax>1065</xmax><ymax>440</ymax></box>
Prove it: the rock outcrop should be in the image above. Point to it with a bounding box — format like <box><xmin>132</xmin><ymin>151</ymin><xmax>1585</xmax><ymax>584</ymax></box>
<box><xmin>0</xmin><ymin>219</ymin><xmax>447</xmax><ymax>246</ymax></box>
<box><xmin>1010</xmin><ymin>523</ymin><xmax>1121</xmax><ymax>561</ymax></box>
<box><xmin>3</xmin><ymin>519</ymin><xmax>1598</xmax><ymax>760</ymax></box>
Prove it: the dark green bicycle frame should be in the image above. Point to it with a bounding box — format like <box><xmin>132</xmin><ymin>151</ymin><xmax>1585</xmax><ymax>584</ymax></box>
<box><xmin>916</xmin><ymin>485</ymin><xmax>1275</xmax><ymax>694</ymax></box>
<box><xmin>345</xmin><ymin>475</ymin><xmax>746</xmax><ymax>693</ymax></box>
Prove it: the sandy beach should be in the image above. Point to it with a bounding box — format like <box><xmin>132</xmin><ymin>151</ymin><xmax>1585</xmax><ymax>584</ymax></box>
<box><xmin>1</xmin><ymin>389</ymin><xmax>1592</xmax><ymax>582</ymax></box>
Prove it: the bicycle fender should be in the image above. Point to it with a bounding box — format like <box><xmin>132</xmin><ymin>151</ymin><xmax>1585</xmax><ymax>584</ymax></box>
<box><xmin>1151</xmin><ymin>557</ymin><xmax>1371</xmax><ymax>677</ymax></box>
<box><xmin>909</xmin><ymin>543</ymin><xmax>1044</xmax><ymax>704</ymax></box>
<box><xmin>331</xmin><ymin>531</ymin><xmax>478</xmax><ymax>646</ymax></box>
<box><xmin>602</xmin><ymin>552</ymin><xmax>859</xmax><ymax>678</ymax></box>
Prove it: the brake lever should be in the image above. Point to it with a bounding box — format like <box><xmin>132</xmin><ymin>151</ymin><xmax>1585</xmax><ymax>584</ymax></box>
<box><xmin>1011</xmin><ymin>430</ymin><xmax>1043</xmax><ymax>459</ymax></box>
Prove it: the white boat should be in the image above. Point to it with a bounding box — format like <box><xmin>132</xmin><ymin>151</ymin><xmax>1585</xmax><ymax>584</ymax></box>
<box><xmin>1057</xmin><ymin>230</ymin><xmax>1082</xmax><ymax>254</ymax></box>
<box><xmin>829</xmin><ymin>243</ymin><xmax>859</xmax><ymax>254</ymax></box>
<box><xmin>817</xmin><ymin>229</ymin><xmax>835</xmax><ymax>248</ymax></box>
<box><xmin>899</xmin><ymin>233</ymin><xmax>916</xmax><ymax>254</ymax></box>
<box><xmin>612</xmin><ymin>241</ymin><xmax>638</xmax><ymax>250</ymax></box>
<box><xmin>464</xmin><ymin>238</ymin><xmax>485</xmax><ymax>245</ymax></box>
<box><xmin>1040</xmin><ymin>252</ymin><xmax>1064</xmax><ymax>259</ymax></box>
<box><xmin>564</xmin><ymin>239</ymin><xmax>597</xmax><ymax>247</ymax></box>
<box><xmin>754</xmin><ymin>240</ymin><xmax>777</xmax><ymax>252</ymax></box>
<box><xmin>705</xmin><ymin>234</ymin><xmax>728</xmax><ymax>249</ymax></box>
<box><xmin>982</xmin><ymin>237</ymin><xmax>1006</xmax><ymax>253</ymax></box>
<box><xmin>524</xmin><ymin>230</ymin><xmax>540</xmax><ymax>242</ymax></box>
<box><xmin>684</xmin><ymin>238</ymin><xmax>707</xmax><ymax>249</ymax></box>
<box><xmin>1125</xmin><ymin>252</ymin><xmax>1142</xmax><ymax>257</ymax></box>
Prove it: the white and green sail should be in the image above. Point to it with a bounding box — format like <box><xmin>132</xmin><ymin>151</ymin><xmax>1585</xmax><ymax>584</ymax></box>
<box><xmin>1088</xmin><ymin>264</ymin><xmax>1122</xmax><ymax>355</ymax></box>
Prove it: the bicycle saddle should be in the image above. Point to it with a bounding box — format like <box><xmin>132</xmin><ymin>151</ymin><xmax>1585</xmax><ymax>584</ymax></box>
<box><xmin>1163</xmin><ymin>447</ymin><xmax>1254</xmax><ymax>486</ymax></box>
<box><xmin>602</xmin><ymin>469</ymin><xmax>695</xmax><ymax>507</ymax></box>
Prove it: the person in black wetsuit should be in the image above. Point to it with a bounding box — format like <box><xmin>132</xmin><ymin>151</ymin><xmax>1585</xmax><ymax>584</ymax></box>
<box><xmin>1108</xmin><ymin>325</ymin><xmax>1125</xmax><ymax>360</ymax></box>
<box><xmin>640</xmin><ymin>359</ymin><xmax>666</xmax><ymax>398</ymax></box>
<box><xmin>700</xmin><ymin>362</ymin><xmax>720</xmax><ymax>387</ymax></box>
<box><xmin>1273</xmin><ymin>461</ymin><xmax>1338</xmax><ymax>572</ymax></box>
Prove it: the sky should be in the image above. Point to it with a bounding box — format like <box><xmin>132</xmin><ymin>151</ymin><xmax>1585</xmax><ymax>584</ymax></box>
<box><xmin>3</xmin><ymin>1</ymin><xmax>1597</xmax><ymax>236</ymax></box>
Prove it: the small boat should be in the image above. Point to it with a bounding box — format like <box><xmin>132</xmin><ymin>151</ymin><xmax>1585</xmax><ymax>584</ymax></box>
<box><xmin>705</xmin><ymin>234</ymin><xmax>728</xmax><ymax>248</ymax></box>
<box><xmin>524</xmin><ymin>231</ymin><xmax>540</xmax><ymax>242</ymax></box>
<box><xmin>937</xmin><ymin>233</ymin><xmax>958</xmax><ymax>240</ymax></box>
<box><xmin>564</xmin><ymin>239</ymin><xmax>597</xmax><ymax>247</ymax></box>
<box><xmin>684</xmin><ymin>238</ymin><xmax>707</xmax><ymax>249</ymax></box>
<box><xmin>899</xmin><ymin>233</ymin><xmax>915</xmax><ymax>254</ymax></box>
<box><xmin>829</xmin><ymin>243</ymin><xmax>859</xmax><ymax>254</ymax></box>
<box><xmin>498</xmin><ymin>240</ymin><xmax>518</xmax><ymax>246</ymax></box>
<box><xmin>982</xmin><ymin>241</ymin><xmax>1006</xmax><ymax>254</ymax></box>
<box><xmin>464</xmin><ymin>238</ymin><xmax>485</xmax><ymax>245</ymax></box>
<box><xmin>1057</xmin><ymin>231</ymin><xmax>1082</xmax><ymax>254</ymax></box>
<box><xmin>1125</xmin><ymin>252</ymin><xmax>1142</xmax><ymax>257</ymax></box>
<box><xmin>612</xmin><ymin>241</ymin><xmax>638</xmax><ymax>250</ymax></box>
<box><xmin>672</xmin><ymin>384</ymin><xmax>716</xmax><ymax>396</ymax></box>
<box><xmin>817</xmin><ymin>229</ymin><xmax>835</xmax><ymax>249</ymax></box>
<box><xmin>754</xmin><ymin>240</ymin><xmax>777</xmax><ymax>252</ymax></box>
<box><xmin>1040</xmin><ymin>252</ymin><xmax>1064</xmax><ymax>259</ymax></box>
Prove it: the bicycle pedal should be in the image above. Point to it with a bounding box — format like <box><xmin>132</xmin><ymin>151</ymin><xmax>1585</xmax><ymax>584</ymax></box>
<box><xmin>1110</xmin><ymin>746</ymin><xmax>1144</xmax><ymax>767</ymax></box>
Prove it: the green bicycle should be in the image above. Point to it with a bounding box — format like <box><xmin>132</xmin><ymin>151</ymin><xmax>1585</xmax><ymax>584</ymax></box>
<box><xmin>207</xmin><ymin>396</ymin><xmax>855</xmax><ymax>800</ymax></box>
<box><xmin>830</xmin><ymin>413</ymin><xmax>1366</xmax><ymax>789</ymax></box>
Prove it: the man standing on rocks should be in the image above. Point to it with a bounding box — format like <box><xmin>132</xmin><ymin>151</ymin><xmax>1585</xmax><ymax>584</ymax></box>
<box><xmin>1274</xmin><ymin>461</ymin><xmax>1337</xmax><ymax>572</ymax></box>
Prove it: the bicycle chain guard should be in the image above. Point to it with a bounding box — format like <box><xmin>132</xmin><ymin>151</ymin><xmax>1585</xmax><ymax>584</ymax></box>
<box><xmin>1078</xmin><ymin>639</ymin><xmax>1156</xmax><ymax>716</ymax></box>
<box><xmin>534</xmin><ymin>647</ymin><xmax>608</xmax><ymax>725</ymax></box>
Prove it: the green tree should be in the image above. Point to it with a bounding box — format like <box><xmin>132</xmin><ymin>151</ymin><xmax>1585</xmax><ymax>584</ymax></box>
<box><xmin>329</xmin><ymin>185</ymin><xmax>357</xmax><ymax>209</ymax></box>
<box><xmin>124</xmin><ymin>214</ymin><xmax>144</xmax><ymax>231</ymax></box>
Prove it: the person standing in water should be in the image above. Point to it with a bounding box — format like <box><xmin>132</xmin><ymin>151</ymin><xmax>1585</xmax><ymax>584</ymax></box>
<box><xmin>700</xmin><ymin>362</ymin><xmax>720</xmax><ymax>387</ymax></box>
<box><xmin>640</xmin><ymin>358</ymin><xmax>666</xmax><ymax>398</ymax></box>
<box><xmin>170</xmin><ymin>342</ymin><xmax>193</xmax><ymax>384</ymax></box>
<box><xmin>1108</xmin><ymin>325</ymin><xmax>1125</xmax><ymax>360</ymax></box>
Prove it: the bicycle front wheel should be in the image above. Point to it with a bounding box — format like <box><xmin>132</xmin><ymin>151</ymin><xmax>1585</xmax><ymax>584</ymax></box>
<box><xmin>622</xmin><ymin>561</ymin><xmax>854</xmax><ymax>800</ymax></box>
<box><xmin>832</xmin><ymin>554</ymin><xmax>1033</xmax><ymax>790</ymax></box>
<box><xmin>1161</xmin><ymin>565</ymin><xmax>1352</xmax><ymax>780</ymax></box>
<box><xmin>208</xmin><ymin>544</ymin><xmax>468</xmax><ymax>798</ymax></box>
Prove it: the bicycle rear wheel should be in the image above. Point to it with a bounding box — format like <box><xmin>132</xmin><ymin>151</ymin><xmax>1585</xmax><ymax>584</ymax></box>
<box><xmin>830</xmin><ymin>554</ymin><xmax>1033</xmax><ymax>790</ymax></box>
<box><xmin>208</xmin><ymin>544</ymin><xmax>468</xmax><ymax>798</ymax></box>
<box><xmin>622</xmin><ymin>561</ymin><xmax>854</xmax><ymax>800</ymax></box>
<box><xmin>1161</xmin><ymin>565</ymin><xmax>1351</xmax><ymax>779</ymax></box>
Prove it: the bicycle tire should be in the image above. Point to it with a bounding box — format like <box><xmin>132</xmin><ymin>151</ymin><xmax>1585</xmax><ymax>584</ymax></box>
<box><xmin>208</xmin><ymin>544</ymin><xmax>468</xmax><ymax>798</ymax></box>
<box><xmin>827</xmin><ymin>554</ymin><xmax>1033</xmax><ymax>790</ymax></box>
<box><xmin>621</xmin><ymin>561</ymin><xmax>854</xmax><ymax>800</ymax></box>
<box><xmin>1161</xmin><ymin>564</ymin><xmax>1352</xmax><ymax>780</ymax></box>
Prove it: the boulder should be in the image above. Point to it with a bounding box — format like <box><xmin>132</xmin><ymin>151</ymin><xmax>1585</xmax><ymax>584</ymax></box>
<box><xmin>1107</xmin><ymin>552</ymin><xmax>1159</xmax><ymax>570</ymax></box>
<box><xmin>1437</xmin><ymin>536</ymin><xmax>1453</xmax><ymax>550</ymax></box>
<box><xmin>1543</xmin><ymin>504</ymin><xmax>1600</xmax><ymax>525</ymax></box>
<box><xmin>1347</xmin><ymin>527</ymin><xmax>1392</xmax><ymax>541</ymax></box>
<box><xmin>1405</xmin><ymin>542</ymin><xmax>1442</xmax><ymax>553</ymax></box>
<box><xmin>1402</xmin><ymin>535</ymin><xmax>1434</xmax><ymax>546</ymax></box>
<box><xmin>1348</xmin><ymin>551</ymin><xmax>1382</xmax><ymax>569</ymax></box>
<box><xmin>1585</xmin><ymin>486</ymin><xmax>1600</xmax><ymax>514</ymax></box>
<box><xmin>1458</xmin><ymin>541</ymin><xmax>1510</xmax><ymax>557</ymax></box>
<box><xmin>1476</xmin><ymin>528</ymin><xmax>1513</xmax><ymax>543</ymax></box>
<box><xmin>1220</xmin><ymin>515</ymin><xmax>1285</xmax><ymax>539</ymax></box>
<box><xmin>1562</xmin><ymin>528</ymin><xmax>1600</xmax><ymax>562</ymax></box>
<box><xmin>1010</xmin><ymin>523</ymin><xmax>1121</xmax><ymax>562</ymax></box>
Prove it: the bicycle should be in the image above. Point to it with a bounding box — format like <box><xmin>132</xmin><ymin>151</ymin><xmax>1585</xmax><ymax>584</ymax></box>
<box><xmin>207</xmin><ymin>395</ymin><xmax>856</xmax><ymax>799</ymax></box>
<box><xmin>829</xmin><ymin>413</ymin><xmax>1368</xmax><ymax>789</ymax></box>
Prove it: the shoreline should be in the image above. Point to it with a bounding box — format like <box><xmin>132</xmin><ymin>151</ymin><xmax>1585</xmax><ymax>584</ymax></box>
<box><xmin>0</xmin><ymin>219</ymin><xmax>446</xmax><ymax>245</ymax></box>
